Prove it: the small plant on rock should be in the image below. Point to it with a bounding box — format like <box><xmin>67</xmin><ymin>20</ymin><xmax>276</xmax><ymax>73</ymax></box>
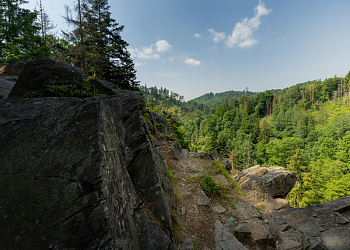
<box><xmin>199</xmin><ymin>174</ymin><xmax>223</xmax><ymax>196</ymax></box>
<box><xmin>191</xmin><ymin>237</ymin><xmax>201</xmax><ymax>250</ymax></box>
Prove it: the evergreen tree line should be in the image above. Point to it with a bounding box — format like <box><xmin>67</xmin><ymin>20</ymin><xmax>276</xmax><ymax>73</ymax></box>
<box><xmin>142</xmin><ymin>73</ymin><xmax>350</xmax><ymax>207</ymax></box>
<box><xmin>183</xmin><ymin>73</ymin><xmax>350</xmax><ymax>207</ymax></box>
<box><xmin>0</xmin><ymin>0</ymin><xmax>138</xmax><ymax>91</ymax></box>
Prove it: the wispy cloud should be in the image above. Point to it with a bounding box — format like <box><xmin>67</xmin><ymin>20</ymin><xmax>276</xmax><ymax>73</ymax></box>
<box><xmin>226</xmin><ymin>0</ymin><xmax>271</xmax><ymax>48</ymax></box>
<box><xmin>193</xmin><ymin>33</ymin><xmax>202</xmax><ymax>39</ymax></box>
<box><xmin>207</xmin><ymin>28</ymin><xmax>226</xmax><ymax>43</ymax></box>
<box><xmin>130</xmin><ymin>39</ymin><xmax>172</xmax><ymax>60</ymax></box>
<box><xmin>184</xmin><ymin>58</ymin><xmax>201</xmax><ymax>66</ymax></box>
<box><xmin>135</xmin><ymin>62</ymin><xmax>145</xmax><ymax>67</ymax></box>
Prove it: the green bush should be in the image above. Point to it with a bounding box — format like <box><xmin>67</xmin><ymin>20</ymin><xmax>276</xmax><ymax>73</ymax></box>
<box><xmin>199</xmin><ymin>175</ymin><xmax>223</xmax><ymax>195</ymax></box>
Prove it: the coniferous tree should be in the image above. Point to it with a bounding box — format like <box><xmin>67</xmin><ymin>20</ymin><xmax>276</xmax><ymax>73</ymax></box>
<box><xmin>63</xmin><ymin>0</ymin><xmax>138</xmax><ymax>91</ymax></box>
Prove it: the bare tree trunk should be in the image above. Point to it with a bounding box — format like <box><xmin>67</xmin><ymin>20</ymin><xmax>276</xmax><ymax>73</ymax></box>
<box><xmin>78</xmin><ymin>0</ymin><xmax>86</xmax><ymax>75</ymax></box>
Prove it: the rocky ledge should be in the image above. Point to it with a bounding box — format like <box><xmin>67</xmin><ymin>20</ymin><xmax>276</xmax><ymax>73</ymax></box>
<box><xmin>0</xmin><ymin>59</ymin><xmax>176</xmax><ymax>249</ymax></box>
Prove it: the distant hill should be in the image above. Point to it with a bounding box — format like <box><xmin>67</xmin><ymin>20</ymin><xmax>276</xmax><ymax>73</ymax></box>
<box><xmin>191</xmin><ymin>90</ymin><xmax>257</xmax><ymax>108</ymax></box>
<box><xmin>191</xmin><ymin>89</ymin><xmax>285</xmax><ymax>108</ymax></box>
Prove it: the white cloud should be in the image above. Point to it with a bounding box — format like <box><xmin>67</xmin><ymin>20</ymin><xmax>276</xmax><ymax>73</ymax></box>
<box><xmin>193</xmin><ymin>33</ymin><xmax>202</xmax><ymax>39</ymax></box>
<box><xmin>155</xmin><ymin>39</ymin><xmax>172</xmax><ymax>53</ymax></box>
<box><xmin>184</xmin><ymin>58</ymin><xmax>201</xmax><ymax>66</ymax></box>
<box><xmin>130</xmin><ymin>39</ymin><xmax>172</xmax><ymax>60</ymax></box>
<box><xmin>135</xmin><ymin>62</ymin><xmax>145</xmax><ymax>67</ymax></box>
<box><xmin>129</xmin><ymin>46</ymin><xmax>160</xmax><ymax>60</ymax></box>
<box><xmin>207</xmin><ymin>28</ymin><xmax>226</xmax><ymax>43</ymax></box>
<box><xmin>226</xmin><ymin>0</ymin><xmax>271</xmax><ymax>48</ymax></box>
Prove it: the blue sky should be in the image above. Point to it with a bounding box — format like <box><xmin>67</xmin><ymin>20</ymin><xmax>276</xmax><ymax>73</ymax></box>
<box><xmin>24</xmin><ymin>0</ymin><xmax>350</xmax><ymax>100</ymax></box>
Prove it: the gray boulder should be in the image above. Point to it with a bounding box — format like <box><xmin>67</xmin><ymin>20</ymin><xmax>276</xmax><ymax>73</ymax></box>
<box><xmin>233</xmin><ymin>198</ymin><xmax>277</xmax><ymax>246</ymax></box>
<box><xmin>0</xmin><ymin>91</ymin><xmax>176</xmax><ymax>249</ymax></box>
<box><xmin>88</xmin><ymin>78</ymin><xmax>119</xmax><ymax>95</ymax></box>
<box><xmin>0</xmin><ymin>77</ymin><xmax>16</xmax><ymax>99</ymax></box>
<box><xmin>8</xmin><ymin>58</ymin><xmax>83</xmax><ymax>98</ymax></box>
<box><xmin>190</xmin><ymin>152</ymin><xmax>210</xmax><ymax>160</ymax></box>
<box><xmin>215</xmin><ymin>220</ymin><xmax>249</xmax><ymax>250</ymax></box>
<box><xmin>180</xmin><ymin>238</ymin><xmax>194</xmax><ymax>250</ymax></box>
<box><xmin>234</xmin><ymin>165</ymin><xmax>297</xmax><ymax>199</ymax></box>
<box><xmin>196</xmin><ymin>187</ymin><xmax>211</xmax><ymax>206</ymax></box>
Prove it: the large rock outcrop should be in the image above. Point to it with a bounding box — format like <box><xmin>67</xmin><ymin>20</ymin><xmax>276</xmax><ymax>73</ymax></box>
<box><xmin>0</xmin><ymin>80</ymin><xmax>176</xmax><ymax>248</ymax></box>
<box><xmin>8</xmin><ymin>58</ymin><xmax>83</xmax><ymax>98</ymax></box>
<box><xmin>268</xmin><ymin>196</ymin><xmax>350</xmax><ymax>250</ymax></box>
<box><xmin>234</xmin><ymin>165</ymin><xmax>297</xmax><ymax>199</ymax></box>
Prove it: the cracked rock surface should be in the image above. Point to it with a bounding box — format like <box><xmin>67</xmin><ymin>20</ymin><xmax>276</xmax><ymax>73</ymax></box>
<box><xmin>0</xmin><ymin>92</ymin><xmax>176</xmax><ymax>249</ymax></box>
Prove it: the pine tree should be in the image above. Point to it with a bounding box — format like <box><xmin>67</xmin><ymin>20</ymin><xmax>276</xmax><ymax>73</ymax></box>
<box><xmin>63</xmin><ymin>0</ymin><xmax>138</xmax><ymax>91</ymax></box>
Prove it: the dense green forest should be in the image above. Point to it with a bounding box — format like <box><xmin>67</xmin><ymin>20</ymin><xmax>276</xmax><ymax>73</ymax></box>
<box><xmin>144</xmin><ymin>75</ymin><xmax>350</xmax><ymax>207</ymax></box>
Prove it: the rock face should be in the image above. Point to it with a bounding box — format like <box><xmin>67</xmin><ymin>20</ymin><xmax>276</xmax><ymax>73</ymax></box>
<box><xmin>269</xmin><ymin>195</ymin><xmax>350</xmax><ymax>250</ymax></box>
<box><xmin>0</xmin><ymin>92</ymin><xmax>176</xmax><ymax>248</ymax></box>
<box><xmin>8</xmin><ymin>58</ymin><xmax>83</xmax><ymax>98</ymax></box>
<box><xmin>215</xmin><ymin>220</ymin><xmax>249</xmax><ymax>250</ymax></box>
<box><xmin>88</xmin><ymin>78</ymin><xmax>120</xmax><ymax>96</ymax></box>
<box><xmin>0</xmin><ymin>60</ymin><xmax>27</xmax><ymax>76</ymax></box>
<box><xmin>234</xmin><ymin>165</ymin><xmax>297</xmax><ymax>199</ymax></box>
<box><xmin>0</xmin><ymin>77</ymin><xmax>16</xmax><ymax>99</ymax></box>
<box><xmin>233</xmin><ymin>198</ymin><xmax>277</xmax><ymax>246</ymax></box>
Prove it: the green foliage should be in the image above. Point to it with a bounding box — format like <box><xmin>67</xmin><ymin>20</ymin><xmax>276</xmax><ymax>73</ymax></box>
<box><xmin>326</xmin><ymin>113</ymin><xmax>350</xmax><ymax>140</ymax></box>
<box><xmin>15</xmin><ymin>79</ymin><xmax>106</xmax><ymax>99</ymax></box>
<box><xmin>199</xmin><ymin>175</ymin><xmax>223</xmax><ymax>195</ymax></box>
<box><xmin>324</xmin><ymin>174</ymin><xmax>350</xmax><ymax>201</ymax></box>
<box><xmin>191</xmin><ymin>237</ymin><xmax>201</xmax><ymax>250</ymax></box>
<box><xmin>0</xmin><ymin>1</ymin><xmax>49</xmax><ymax>62</ymax></box>
<box><xmin>265</xmin><ymin>137</ymin><xmax>304</xmax><ymax>167</ymax></box>
<box><xmin>167</xmin><ymin>167</ymin><xmax>180</xmax><ymax>183</ymax></box>
<box><xmin>19</xmin><ymin>90</ymin><xmax>42</xmax><ymax>99</ymax></box>
<box><xmin>62</xmin><ymin>0</ymin><xmax>139</xmax><ymax>91</ymax></box>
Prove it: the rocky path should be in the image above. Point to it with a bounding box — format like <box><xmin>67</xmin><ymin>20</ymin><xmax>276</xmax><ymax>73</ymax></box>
<box><xmin>158</xmin><ymin>134</ymin><xmax>278</xmax><ymax>250</ymax></box>
<box><xmin>158</xmin><ymin>133</ymin><xmax>350</xmax><ymax>250</ymax></box>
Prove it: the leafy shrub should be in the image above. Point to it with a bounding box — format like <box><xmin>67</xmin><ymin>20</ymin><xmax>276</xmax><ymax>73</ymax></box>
<box><xmin>199</xmin><ymin>175</ymin><xmax>223</xmax><ymax>195</ymax></box>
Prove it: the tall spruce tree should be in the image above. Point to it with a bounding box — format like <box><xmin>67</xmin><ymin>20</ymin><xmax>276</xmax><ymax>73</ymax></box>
<box><xmin>63</xmin><ymin>0</ymin><xmax>138</xmax><ymax>91</ymax></box>
<box><xmin>86</xmin><ymin>0</ymin><xmax>138</xmax><ymax>91</ymax></box>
